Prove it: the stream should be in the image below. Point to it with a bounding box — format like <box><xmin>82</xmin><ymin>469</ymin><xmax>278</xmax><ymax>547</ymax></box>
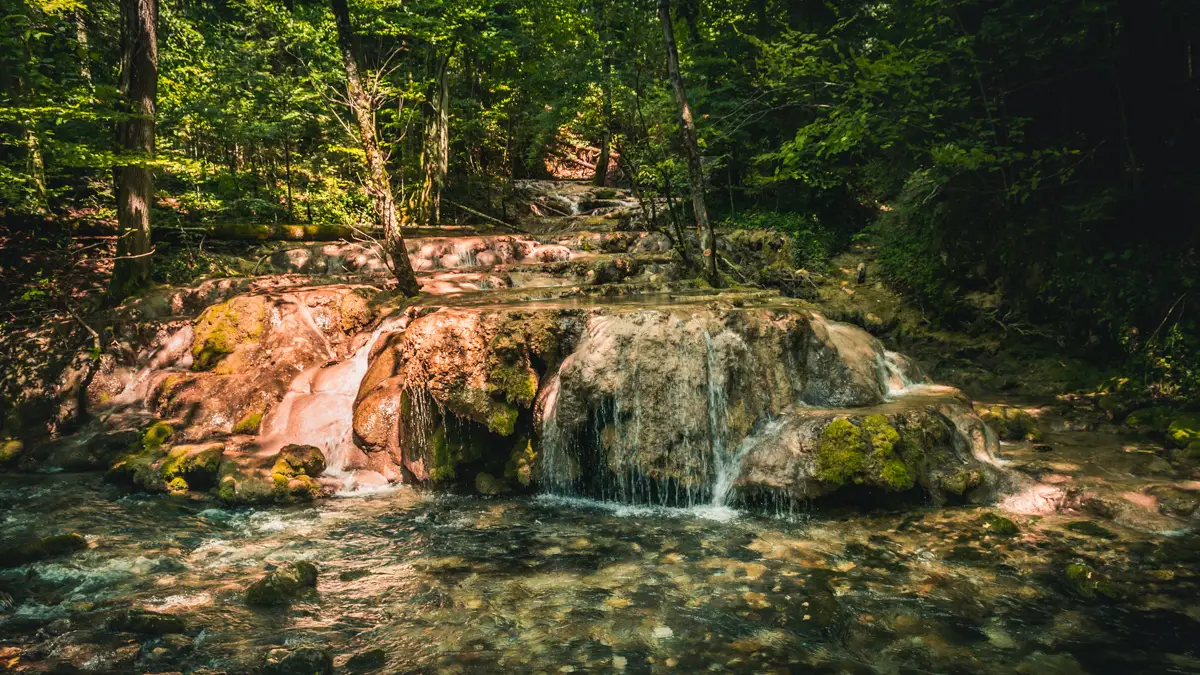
<box><xmin>3</xmin><ymin>471</ymin><xmax>1198</xmax><ymax>674</ymax></box>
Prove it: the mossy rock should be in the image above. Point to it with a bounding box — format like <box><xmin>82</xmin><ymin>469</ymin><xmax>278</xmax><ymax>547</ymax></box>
<box><xmin>338</xmin><ymin>288</ymin><xmax>379</xmax><ymax>333</ymax></box>
<box><xmin>475</xmin><ymin>472</ymin><xmax>510</xmax><ymax>495</ymax></box>
<box><xmin>505</xmin><ymin>436</ymin><xmax>537</xmax><ymax>487</ymax></box>
<box><xmin>1065</xmin><ymin>521</ymin><xmax>1117</xmax><ymax>540</ymax></box>
<box><xmin>271</xmin><ymin>445</ymin><xmax>327</xmax><ymax>500</ymax></box>
<box><xmin>935</xmin><ymin>469</ymin><xmax>985</xmax><ymax>497</ymax></box>
<box><xmin>191</xmin><ymin>296</ymin><xmax>266</xmax><ymax>371</ymax></box>
<box><xmin>217</xmin><ymin>461</ymin><xmax>275</xmax><ymax>505</ymax></box>
<box><xmin>246</xmin><ymin>561</ymin><xmax>319</xmax><ymax>606</ymax></box>
<box><xmin>1124</xmin><ymin>407</ymin><xmax>1174</xmax><ymax>432</ymax></box>
<box><xmin>1167</xmin><ymin>413</ymin><xmax>1200</xmax><ymax>449</ymax></box>
<box><xmin>979</xmin><ymin>406</ymin><xmax>1042</xmax><ymax>442</ymax></box>
<box><xmin>160</xmin><ymin>443</ymin><xmax>225</xmax><ymax>491</ymax></box>
<box><xmin>105</xmin><ymin>609</ymin><xmax>186</xmax><ymax>635</ymax></box>
<box><xmin>593</xmin><ymin>188</ymin><xmax>618</xmax><ymax>200</ymax></box>
<box><xmin>978</xmin><ymin>512</ymin><xmax>1020</xmax><ymax>536</ymax></box>
<box><xmin>428</xmin><ymin>421</ymin><xmax>489</xmax><ymax>483</ymax></box>
<box><xmin>263</xmin><ymin>646</ymin><xmax>334</xmax><ymax>675</ymax></box>
<box><xmin>107</xmin><ymin>446</ymin><xmax>170</xmax><ymax>491</ymax></box>
<box><xmin>232</xmin><ymin>410</ymin><xmax>265</xmax><ymax>434</ymax></box>
<box><xmin>1062</xmin><ymin>563</ymin><xmax>1122</xmax><ymax>600</ymax></box>
<box><xmin>142</xmin><ymin>422</ymin><xmax>174</xmax><ymax>450</ymax></box>
<box><xmin>815</xmin><ymin>416</ymin><xmax>916</xmax><ymax>492</ymax></box>
<box><xmin>0</xmin><ymin>533</ymin><xmax>87</xmax><ymax>568</ymax></box>
<box><xmin>0</xmin><ymin>439</ymin><xmax>23</xmax><ymax>467</ymax></box>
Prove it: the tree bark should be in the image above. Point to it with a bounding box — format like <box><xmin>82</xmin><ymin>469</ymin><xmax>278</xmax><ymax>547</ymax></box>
<box><xmin>75</xmin><ymin>8</ymin><xmax>92</xmax><ymax>87</ymax></box>
<box><xmin>418</xmin><ymin>51</ymin><xmax>451</xmax><ymax>226</ymax></box>
<box><xmin>330</xmin><ymin>0</ymin><xmax>420</xmax><ymax>295</ymax></box>
<box><xmin>109</xmin><ymin>0</ymin><xmax>158</xmax><ymax>301</ymax></box>
<box><xmin>593</xmin><ymin>0</ymin><xmax>612</xmax><ymax>187</ymax></box>
<box><xmin>658</xmin><ymin>0</ymin><xmax>718</xmax><ymax>286</ymax></box>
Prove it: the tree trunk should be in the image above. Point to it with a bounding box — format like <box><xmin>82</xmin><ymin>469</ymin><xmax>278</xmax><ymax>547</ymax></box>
<box><xmin>330</xmin><ymin>0</ymin><xmax>420</xmax><ymax>295</ymax></box>
<box><xmin>593</xmin><ymin>0</ymin><xmax>612</xmax><ymax>187</ymax></box>
<box><xmin>75</xmin><ymin>8</ymin><xmax>92</xmax><ymax>87</ymax></box>
<box><xmin>284</xmin><ymin>134</ymin><xmax>294</xmax><ymax>221</ymax></box>
<box><xmin>109</xmin><ymin>0</ymin><xmax>158</xmax><ymax>301</ymax></box>
<box><xmin>418</xmin><ymin>51</ymin><xmax>451</xmax><ymax>226</ymax></box>
<box><xmin>658</xmin><ymin>0</ymin><xmax>718</xmax><ymax>286</ymax></box>
<box><xmin>26</xmin><ymin>128</ymin><xmax>48</xmax><ymax>215</ymax></box>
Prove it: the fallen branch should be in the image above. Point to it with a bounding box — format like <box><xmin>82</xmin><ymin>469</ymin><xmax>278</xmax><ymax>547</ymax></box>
<box><xmin>445</xmin><ymin>200</ymin><xmax>532</xmax><ymax>234</ymax></box>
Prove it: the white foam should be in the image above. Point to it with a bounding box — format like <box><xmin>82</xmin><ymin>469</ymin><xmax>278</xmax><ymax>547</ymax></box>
<box><xmin>535</xmin><ymin>494</ymin><xmax>743</xmax><ymax>522</ymax></box>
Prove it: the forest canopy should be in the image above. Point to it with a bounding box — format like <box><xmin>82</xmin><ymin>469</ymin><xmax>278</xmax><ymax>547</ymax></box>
<box><xmin>2</xmin><ymin>0</ymin><xmax>1198</xmax><ymax>397</ymax></box>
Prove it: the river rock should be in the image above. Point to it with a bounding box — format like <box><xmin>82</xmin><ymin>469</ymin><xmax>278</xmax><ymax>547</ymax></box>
<box><xmin>105</xmin><ymin>609</ymin><xmax>186</xmax><ymax>636</ymax></box>
<box><xmin>0</xmin><ymin>533</ymin><xmax>88</xmax><ymax>568</ymax></box>
<box><xmin>246</xmin><ymin>561</ymin><xmax>319</xmax><ymax>606</ymax></box>
<box><xmin>262</xmin><ymin>645</ymin><xmax>334</xmax><ymax>675</ymax></box>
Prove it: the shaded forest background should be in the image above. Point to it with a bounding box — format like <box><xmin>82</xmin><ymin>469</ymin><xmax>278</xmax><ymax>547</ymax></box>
<box><xmin>1</xmin><ymin>0</ymin><xmax>1198</xmax><ymax>399</ymax></box>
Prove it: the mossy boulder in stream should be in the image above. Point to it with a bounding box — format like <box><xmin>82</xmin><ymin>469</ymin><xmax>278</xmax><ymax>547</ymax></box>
<box><xmin>159</xmin><ymin>443</ymin><xmax>225</xmax><ymax>492</ymax></box>
<box><xmin>105</xmin><ymin>609</ymin><xmax>186</xmax><ymax>636</ymax></box>
<box><xmin>246</xmin><ymin>561</ymin><xmax>319</xmax><ymax>606</ymax></box>
<box><xmin>1061</xmin><ymin>563</ymin><xmax>1123</xmax><ymax>600</ymax></box>
<box><xmin>0</xmin><ymin>533</ymin><xmax>87</xmax><ymax>568</ymax></box>
<box><xmin>978</xmin><ymin>406</ymin><xmax>1042</xmax><ymax>442</ymax></box>
<box><xmin>0</xmin><ymin>439</ymin><xmax>23</xmax><ymax>467</ymax></box>
<box><xmin>271</xmin><ymin>445</ymin><xmax>327</xmax><ymax>500</ymax></box>
<box><xmin>814</xmin><ymin>416</ymin><xmax>916</xmax><ymax>492</ymax></box>
<box><xmin>262</xmin><ymin>646</ymin><xmax>334</xmax><ymax>675</ymax></box>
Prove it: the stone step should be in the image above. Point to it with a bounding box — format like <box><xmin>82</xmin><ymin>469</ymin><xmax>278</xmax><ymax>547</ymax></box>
<box><xmin>263</xmin><ymin>232</ymin><xmax>673</xmax><ymax>276</ymax></box>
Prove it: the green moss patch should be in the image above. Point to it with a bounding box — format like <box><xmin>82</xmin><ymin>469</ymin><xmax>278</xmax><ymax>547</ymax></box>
<box><xmin>191</xmin><ymin>296</ymin><xmax>266</xmax><ymax>371</ymax></box>
<box><xmin>233</xmin><ymin>410</ymin><xmax>265</xmax><ymax>434</ymax></box>
<box><xmin>0</xmin><ymin>439</ymin><xmax>23</xmax><ymax>467</ymax></box>
<box><xmin>979</xmin><ymin>406</ymin><xmax>1042</xmax><ymax>442</ymax></box>
<box><xmin>271</xmin><ymin>445</ymin><xmax>327</xmax><ymax>500</ymax></box>
<box><xmin>816</xmin><ymin>415</ymin><xmax>917</xmax><ymax>492</ymax></box>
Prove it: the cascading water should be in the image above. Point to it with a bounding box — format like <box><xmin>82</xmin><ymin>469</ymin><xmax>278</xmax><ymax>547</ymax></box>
<box><xmin>258</xmin><ymin>314</ymin><xmax>407</xmax><ymax>486</ymax></box>
<box><xmin>539</xmin><ymin>314</ymin><xmax>758</xmax><ymax>514</ymax></box>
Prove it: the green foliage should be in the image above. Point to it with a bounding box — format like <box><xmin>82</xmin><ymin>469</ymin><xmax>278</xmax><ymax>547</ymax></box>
<box><xmin>725</xmin><ymin>211</ymin><xmax>842</xmax><ymax>269</ymax></box>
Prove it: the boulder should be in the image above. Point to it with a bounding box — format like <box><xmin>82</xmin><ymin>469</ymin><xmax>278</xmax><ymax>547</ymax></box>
<box><xmin>979</xmin><ymin>405</ymin><xmax>1043</xmax><ymax>442</ymax></box>
<box><xmin>262</xmin><ymin>646</ymin><xmax>334</xmax><ymax>675</ymax></box>
<box><xmin>271</xmin><ymin>445</ymin><xmax>327</xmax><ymax>500</ymax></box>
<box><xmin>0</xmin><ymin>533</ymin><xmax>87</xmax><ymax>568</ymax></box>
<box><xmin>105</xmin><ymin>609</ymin><xmax>186</xmax><ymax>636</ymax></box>
<box><xmin>246</xmin><ymin>562</ymin><xmax>319</xmax><ymax>606</ymax></box>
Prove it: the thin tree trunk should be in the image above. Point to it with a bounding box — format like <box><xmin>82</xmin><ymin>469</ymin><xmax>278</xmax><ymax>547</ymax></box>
<box><xmin>109</xmin><ymin>0</ymin><xmax>158</xmax><ymax>301</ymax></box>
<box><xmin>25</xmin><ymin>128</ymin><xmax>48</xmax><ymax>215</ymax></box>
<box><xmin>593</xmin><ymin>0</ymin><xmax>612</xmax><ymax>187</ymax></box>
<box><xmin>284</xmin><ymin>134</ymin><xmax>294</xmax><ymax>221</ymax></box>
<box><xmin>658</xmin><ymin>0</ymin><xmax>718</xmax><ymax>286</ymax></box>
<box><xmin>75</xmin><ymin>9</ymin><xmax>92</xmax><ymax>87</ymax></box>
<box><xmin>418</xmin><ymin>51</ymin><xmax>451</xmax><ymax>225</ymax></box>
<box><xmin>633</xmin><ymin>64</ymin><xmax>693</xmax><ymax>267</ymax></box>
<box><xmin>330</xmin><ymin>0</ymin><xmax>420</xmax><ymax>295</ymax></box>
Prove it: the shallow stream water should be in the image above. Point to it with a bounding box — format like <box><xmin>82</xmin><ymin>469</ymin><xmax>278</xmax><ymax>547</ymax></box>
<box><xmin>2</xmin><ymin>473</ymin><xmax>1199</xmax><ymax>674</ymax></box>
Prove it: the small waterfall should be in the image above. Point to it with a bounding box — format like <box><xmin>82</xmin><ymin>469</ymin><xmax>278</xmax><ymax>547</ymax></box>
<box><xmin>259</xmin><ymin>314</ymin><xmax>406</xmax><ymax>475</ymax></box>
<box><xmin>539</xmin><ymin>315</ymin><xmax>754</xmax><ymax>512</ymax></box>
<box><xmin>881</xmin><ymin>350</ymin><xmax>927</xmax><ymax>397</ymax></box>
<box><xmin>706</xmin><ymin>417</ymin><xmax>786</xmax><ymax>515</ymax></box>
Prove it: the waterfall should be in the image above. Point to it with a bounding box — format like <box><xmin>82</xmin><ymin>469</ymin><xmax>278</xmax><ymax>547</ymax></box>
<box><xmin>259</xmin><ymin>315</ymin><xmax>407</xmax><ymax>475</ymax></box>
<box><xmin>539</xmin><ymin>314</ymin><xmax>757</xmax><ymax>512</ymax></box>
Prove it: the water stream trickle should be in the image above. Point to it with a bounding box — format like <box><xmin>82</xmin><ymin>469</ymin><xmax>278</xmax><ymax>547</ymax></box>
<box><xmin>259</xmin><ymin>314</ymin><xmax>407</xmax><ymax>477</ymax></box>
